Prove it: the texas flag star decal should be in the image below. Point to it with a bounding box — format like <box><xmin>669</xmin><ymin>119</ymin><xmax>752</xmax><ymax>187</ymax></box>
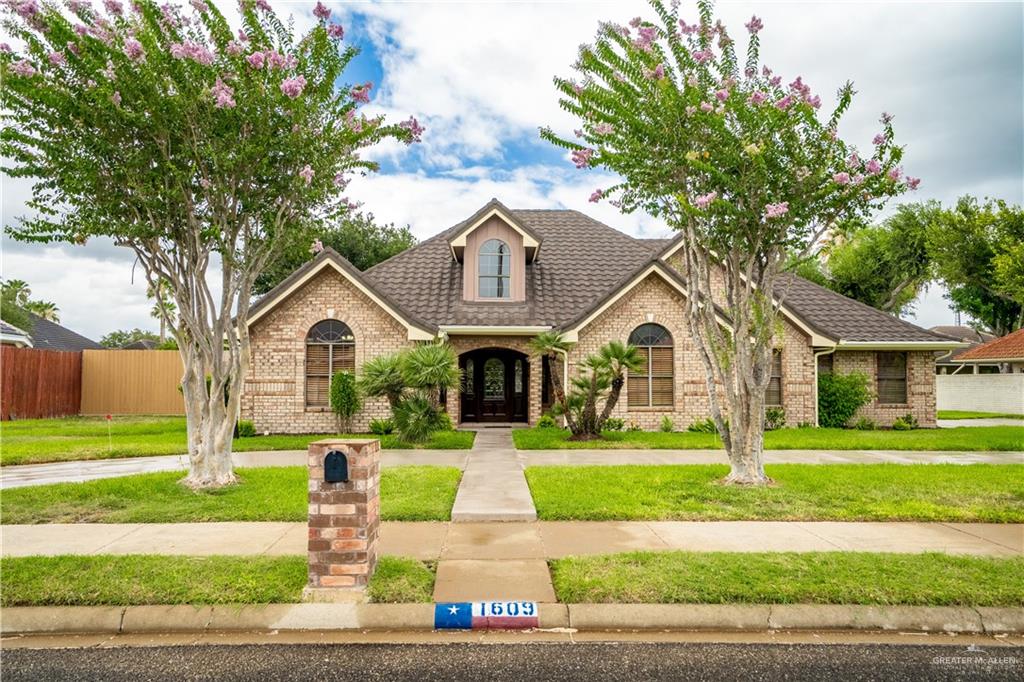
<box><xmin>434</xmin><ymin>602</ymin><xmax>539</xmax><ymax>630</ymax></box>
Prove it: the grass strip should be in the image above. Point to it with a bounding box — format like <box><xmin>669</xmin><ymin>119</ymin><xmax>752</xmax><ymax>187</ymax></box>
<box><xmin>937</xmin><ymin>410</ymin><xmax>1024</xmax><ymax>420</ymax></box>
<box><xmin>1</xmin><ymin>466</ymin><xmax>462</xmax><ymax>524</ymax></box>
<box><xmin>526</xmin><ymin>464</ymin><xmax>1024</xmax><ymax>522</ymax></box>
<box><xmin>0</xmin><ymin>555</ymin><xmax>435</xmax><ymax>606</ymax></box>
<box><xmin>550</xmin><ymin>551</ymin><xmax>1024</xmax><ymax>606</ymax></box>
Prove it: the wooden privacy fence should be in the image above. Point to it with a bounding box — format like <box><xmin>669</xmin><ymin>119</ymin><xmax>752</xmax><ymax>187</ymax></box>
<box><xmin>1</xmin><ymin>347</ymin><xmax>82</xmax><ymax>420</ymax></box>
<box><xmin>80</xmin><ymin>350</ymin><xmax>185</xmax><ymax>415</ymax></box>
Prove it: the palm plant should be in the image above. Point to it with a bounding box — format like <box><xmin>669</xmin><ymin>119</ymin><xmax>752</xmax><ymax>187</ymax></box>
<box><xmin>359</xmin><ymin>353</ymin><xmax>406</xmax><ymax>410</ymax></box>
<box><xmin>400</xmin><ymin>343</ymin><xmax>461</xmax><ymax>409</ymax></box>
<box><xmin>529</xmin><ymin>331</ymin><xmax>577</xmax><ymax>431</ymax></box>
<box><xmin>24</xmin><ymin>300</ymin><xmax>59</xmax><ymax>322</ymax></box>
<box><xmin>596</xmin><ymin>341</ymin><xmax>644</xmax><ymax>430</ymax></box>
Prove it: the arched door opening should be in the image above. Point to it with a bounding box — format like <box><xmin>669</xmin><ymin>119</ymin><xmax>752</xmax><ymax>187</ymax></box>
<box><xmin>459</xmin><ymin>348</ymin><xmax>529</xmax><ymax>422</ymax></box>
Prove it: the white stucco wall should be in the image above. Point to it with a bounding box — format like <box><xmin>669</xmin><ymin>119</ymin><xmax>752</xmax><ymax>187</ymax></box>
<box><xmin>936</xmin><ymin>374</ymin><xmax>1024</xmax><ymax>414</ymax></box>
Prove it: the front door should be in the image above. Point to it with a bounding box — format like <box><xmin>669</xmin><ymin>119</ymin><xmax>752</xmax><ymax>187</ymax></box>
<box><xmin>460</xmin><ymin>349</ymin><xmax>528</xmax><ymax>423</ymax></box>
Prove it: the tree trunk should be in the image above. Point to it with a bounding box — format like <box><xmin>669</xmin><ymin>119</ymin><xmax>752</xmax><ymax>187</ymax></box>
<box><xmin>721</xmin><ymin>386</ymin><xmax>771</xmax><ymax>485</ymax></box>
<box><xmin>597</xmin><ymin>374</ymin><xmax>624</xmax><ymax>431</ymax></box>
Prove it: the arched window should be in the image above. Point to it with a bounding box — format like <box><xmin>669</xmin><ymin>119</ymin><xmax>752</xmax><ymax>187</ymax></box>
<box><xmin>628</xmin><ymin>323</ymin><xmax>674</xmax><ymax>408</ymax></box>
<box><xmin>478</xmin><ymin>239</ymin><xmax>511</xmax><ymax>299</ymax></box>
<box><xmin>305</xmin><ymin>320</ymin><xmax>355</xmax><ymax>407</ymax></box>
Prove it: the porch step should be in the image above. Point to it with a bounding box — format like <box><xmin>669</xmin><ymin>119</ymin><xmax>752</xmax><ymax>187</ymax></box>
<box><xmin>451</xmin><ymin>429</ymin><xmax>537</xmax><ymax>523</ymax></box>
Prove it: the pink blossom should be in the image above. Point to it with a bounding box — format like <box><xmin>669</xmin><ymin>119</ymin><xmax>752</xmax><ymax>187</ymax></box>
<box><xmin>571</xmin><ymin>148</ymin><xmax>593</xmax><ymax>169</ymax></box>
<box><xmin>170</xmin><ymin>43</ymin><xmax>187</xmax><ymax>59</ymax></box>
<box><xmin>67</xmin><ymin>41</ymin><xmax>80</xmax><ymax>55</ymax></box>
<box><xmin>589</xmin><ymin>189</ymin><xmax>604</xmax><ymax>203</ymax></box>
<box><xmin>189</xmin><ymin>0</ymin><xmax>205</xmax><ymax>11</ymax></box>
<box><xmin>881</xmin><ymin>111</ymin><xmax>894</xmax><ymax>123</ymax></box>
<box><xmin>846</xmin><ymin>153</ymin><xmax>860</xmax><ymax>169</ymax></box>
<box><xmin>345</xmin><ymin>110</ymin><xmax>363</xmax><ymax>133</ymax></box>
<box><xmin>748</xmin><ymin>90</ymin><xmax>767</xmax><ymax>105</ymax></box>
<box><xmin>11</xmin><ymin>60</ymin><xmax>36</xmax><ymax>77</ymax></box>
<box><xmin>872</xmin><ymin>133</ymin><xmax>885</xmax><ymax>146</ymax></box>
<box><xmin>103</xmin><ymin>0</ymin><xmax>122</xmax><ymax>15</ymax></box>
<box><xmin>573</xmin><ymin>129</ymin><xmax>583</xmax><ymax>138</ymax></box>
<box><xmin>762</xmin><ymin>65</ymin><xmax>772</xmax><ymax>77</ymax></box>
<box><xmin>644</xmin><ymin>63</ymin><xmax>665</xmax><ymax>80</ymax></box>
<box><xmin>48</xmin><ymin>51</ymin><xmax>66</xmax><ymax>66</ymax></box>
<box><xmin>327</xmin><ymin>23</ymin><xmax>344</xmax><ymax>39</ymax></box>
<box><xmin>694</xmin><ymin>191</ymin><xmax>717</xmax><ymax>209</ymax></box>
<box><xmin>833</xmin><ymin>172</ymin><xmax>851</xmax><ymax>185</ymax></box>
<box><xmin>211</xmin><ymin>78</ymin><xmax>235</xmax><ymax>108</ymax></box>
<box><xmin>246</xmin><ymin>51</ymin><xmax>265</xmax><ymax>69</ymax></box>
<box><xmin>398</xmin><ymin>116</ymin><xmax>425</xmax><ymax>143</ymax></box>
<box><xmin>788</xmin><ymin>76</ymin><xmax>810</xmax><ymax>99</ymax></box>
<box><xmin>744</xmin><ymin>15</ymin><xmax>763</xmax><ymax>34</ymax></box>
<box><xmin>700</xmin><ymin>101</ymin><xmax>713</xmax><ymax>112</ymax></box>
<box><xmin>333</xmin><ymin>173</ymin><xmax>348</xmax><ymax>188</ymax></box>
<box><xmin>123</xmin><ymin>38</ymin><xmax>144</xmax><ymax>60</ymax></box>
<box><xmin>851</xmin><ymin>173</ymin><xmax>865</xmax><ymax>185</ymax></box>
<box><xmin>686</xmin><ymin>74</ymin><xmax>698</xmax><ymax>87</ymax></box>
<box><xmin>15</xmin><ymin>0</ymin><xmax>38</xmax><ymax>18</ymax></box>
<box><xmin>311</xmin><ymin>239</ymin><xmax>324</xmax><ymax>254</ymax></box>
<box><xmin>102</xmin><ymin>60</ymin><xmax>115</xmax><ymax>79</ymax></box>
<box><xmin>715</xmin><ymin>88</ymin><xmax>729</xmax><ymax>102</ymax></box>
<box><xmin>827</xmin><ymin>128</ymin><xmax>838</xmax><ymax>140</ymax></box>
<box><xmin>350</xmin><ymin>82</ymin><xmax>372</xmax><ymax>103</ymax></box>
<box><xmin>769</xmin><ymin>75</ymin><xmax>782</xmax><ymax>88</ymax></box>
<box><xmin>744</xmin><ymin>66</ymin><xmax>755</xmax><ymax>79</ymax></box>
<box><xmin>692</xmin><ymin>49</ymin><xmax>712</xmax><ymax>64</ymax></box>
<box><xmin>111</xmin><ymin>90</ymin><xmax>121</xmax><ymax>105</ymax></box>
<box><xmin>280</xmin><ymin>75</ymin><xmax>306</xmax><ymax>98</ymax></box>
<box><xmin>160</xmin><ymin>3</ymin><xmax>183</xmax><ymax>28</ymax></box>
<box><xmin>906</xmin><ymin>176</ymin><xmax>921</xmax><ymax>190</ymax></box>
<box><xmin>628</xmin><ymin>17</ymin><xmax>642</xmax><ymax>29</ymax></box>
<box><xmin>68</xmin><ymin>0</ymin><xmax>89</xmax><ymax>12</ymax></box>
<box><xmin>774</xmin><ymin>95</ymin><xmax>793</xmax><ymax>110</ymax></box>
<box><xmin>299</xmin><ymin>164</ymin><xmax>314</xmax><ymax>185</ymax></box>
<box><xmin>256</xmin><ymin>0</ymin><xmax>271</xmax><ymax>10</ymax></box>
<box><xmin>226</xmin><ymin>40</ymin><xmax>244</xmax><ymax>56</ymax></box>
<box><xmin>806</xmin><ymin>95</ymin><xmax>821</xmax><ymax>109</ymax></box>
<box><xmin>0</xmin><ymin>43</ymin><xmax>11</xmax><ymax>53</ymax></box>
<box><xmin>865</xmin><ymin>158</ymin><xmax>882</xmax><ymax>175</ymax></box>
<box><xmin>764</xmin><ymin>202</ymin><xmax>789</xmax><ymax>219</ymax></box>
<box><xmin>679</xmin><ymin>19</ymin><xmax>697</xmax><ymax>35</ymax></box>
<box><xmin>887</xmin><ymin>166</ymin><xmax>902</xmax><ymax>182</ymax></box>
<box><xmin>313</xmin><ymin>1</ymin><xmax>330</xmax><ymax>20</ymax></box>
<box><xmin>74</xmin><ymin>23</ymin><xmax>89</xmax><ymax>35</ymax></box>
<box><xmin>265</xmin><ymin>51</ymin><xmax>287</xmax><ymax>69</ymax></box>
<box><xmin>594</xmin><ymin>122</ymin><xmax>614</xmax><ymax>135</ymax></box>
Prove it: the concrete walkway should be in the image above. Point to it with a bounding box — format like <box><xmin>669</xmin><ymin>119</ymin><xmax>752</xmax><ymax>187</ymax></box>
<box><xmin>4</xmin><ymin>445</ymin><xmax>1019</xmax><ymax>490</ymax></box>
<box><xmin>5</xmin><ymin>520</ymin><xmax>1020</xmax><ymax>602</ymax></box>
<box><xmin>938</xmin><ymin>418</ymin><xmax>1024</xmax><ymax>428</ymax></box>
<box><xmin>450</xmin><ymin>429</ymin><xmax>537</xmax><ymax>522</ymax></box>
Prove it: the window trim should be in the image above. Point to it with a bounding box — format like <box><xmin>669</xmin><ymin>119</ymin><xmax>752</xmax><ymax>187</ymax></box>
<box><xmin>876</xmin><ymin>351</ymin><xmax>908</xmax><ymax>405</ymax></box>
<box><xmin>305</xmin><ymin>319</ymin><xmax>355</xmax><ymax>408</ymax></box>
<box><xmin>628</xmin><ymin>323</ymin><xmax>674</xmax><ymax>409</ymax></box>
<box><xmin>478</xmin><ymin>238</ymin><xmax>512</xmax><ymax>300</ymax></box>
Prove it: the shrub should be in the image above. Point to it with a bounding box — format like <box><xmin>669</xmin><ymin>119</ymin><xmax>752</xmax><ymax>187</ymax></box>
<box><xmin>393</xmin><ymin>395</ymin><xmax>444</xmax><ymax>443</ymax></box>
<box><xmin>764</xmin><ymin>407</ymin><xmax>786</xmax><ymax>431</ymax></box>
<box><xmin>537</xmin><ymin>414</ymin><xmax>559</xmax><ymax>429</ymax></box>
<box><xmin>626</xmin><ymin>421</ymin><xmax>643</xmax><ymax>432</ymax></box>
<box><xmin>902</xmin><ymin>413</ymin><xmax>919</xmax><ymax>429</ymax></box>
<box><xmin>688</xmin><ymin>418</ymin><xmax>717</xmax><ymax>433</ymax></box>
<box><xmin>892</xmin><ymin>413</ymin><xmax>919</xmax><ymax>431</ymax></box>
<box><xmin>853</xmin><ymin>417</ymin><xmax>876</xmax><ymax>430</ymax></box>
<box><xmin>329</xmin><ymin>371</ymin><xmax>361</xmax><ymax>431</ymax></box>
<box><xmin>660</xmin><ymin>416</ymin><xmax>674</xmax><ymax>432</ymax></box>
<box><xmin>818</xmin><ymin>372</ymin><xmax>872</xmax><ymax>428</ymax></box>
<box><xmin>603</xmin><ymin>417</ymin><xmax>625</xmax><ymax>432</ymax></box>
<box><xmin>369</xmin><ymin>418</ymin><xmax>394</xmax><ymax>436</ymax></box>
<box><xmin>435</xmin><ymin>411</ymin><xmax>455</xmax><ymax>432</ymax></box>
<box><xmin>236</xmin><ymin>420</ymin><xmax>256</xmax><ymax>438</ymax></box>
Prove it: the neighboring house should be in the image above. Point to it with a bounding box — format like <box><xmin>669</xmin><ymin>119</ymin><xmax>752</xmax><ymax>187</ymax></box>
<box><xmin>952</xmin><ymin>327</ymin><xmax>1024</xmax><ymax>374</ymax></box>
<box><xmin>929</xmin><ymin>325</ymin><xmax>1000</xmax><ymax>374</ymax></box>
<box><xmin>0</xmin><ymin>321</ymin><xmax>33</xmax><ymax>348</ymax></box>
<box><xmin>25</xmin><ymin>313</ymin><xmax>103</xmax><ymax>351</ymax></box>
<box><xmin>242</xmin><ymin>199</ymin><xmax>962</xmax><ymax>432</ymax></box>
<box><xmin>121</xmin><ymin>339</ymin><xmax>160</xmax><ymax>350</ymax></box>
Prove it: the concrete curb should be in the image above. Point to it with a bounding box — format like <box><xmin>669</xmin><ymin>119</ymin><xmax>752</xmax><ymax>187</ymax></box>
<box><xmin>2</xmin><ymin>604</ymin><xmax>1021</xmax><ymax>635</ymax></box>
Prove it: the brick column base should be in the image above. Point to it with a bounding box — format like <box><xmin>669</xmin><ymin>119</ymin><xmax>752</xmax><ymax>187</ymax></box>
<box><xmin>303</xmin><ymin>438</ymin><xmax>380</xmax><ymax>603</ymax></box>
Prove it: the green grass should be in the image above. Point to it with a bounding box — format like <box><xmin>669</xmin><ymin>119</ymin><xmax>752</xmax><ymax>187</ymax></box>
<box><xmin>938</xmin><ymin>410</ymin><xmax>1024</xmax><ymax>420</ymax></box>
<box><xmin>550</xmin><ymin>551</ymin><xmax>1024</xmax><ymax>606</ymax></box>
<box><xmin>513</xmin><ymin>425</ymin><xmax>1024</xmax><ymax>451</ymax></box>
<box><xmin>0</xmin><ymin>466</ymin><xmax>461</xmax><ymax>524</ymax></box>
<box><xmin>0</xmin><ymin>416</ymin><xmax>475</xmax><ymax>466</ymax></box>
<box><xmin>0</xmin><ymin>555</ymin><xmax>435</xmax><ymax>606</ymax></box>
<box><xmin>526</xmin><ymin>464</ymin><xmax>1024</xmax><ymax>522</ymax></box>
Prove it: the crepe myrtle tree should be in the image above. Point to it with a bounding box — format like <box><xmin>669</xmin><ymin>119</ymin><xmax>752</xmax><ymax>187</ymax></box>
<box><xmin>1</xmin><ymin>0</ymin><xmax>424</xmax><ymax>488</ymax></box>
<box><xmin>542</xmin><ymin>0</ymin><xmax>918</xmax><ymax>484</ymax></box>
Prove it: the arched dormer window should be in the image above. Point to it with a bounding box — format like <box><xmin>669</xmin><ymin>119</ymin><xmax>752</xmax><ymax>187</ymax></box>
<box><xmin>306</xmin><ymin>320</ymin><xmax>355</xmax><ymax>407</ymax></box>
<box><xmin>628</xmin><ymin>323</ymin><xmax>674</xmax><ymax>408</ymax></box>
<box><xmin>478</xmin><ymin>239</ymin><xmax>511</xmax><ymax>299</ymax></box>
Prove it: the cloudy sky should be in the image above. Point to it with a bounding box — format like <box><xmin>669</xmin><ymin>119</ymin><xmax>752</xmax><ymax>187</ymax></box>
<box><xmin>2</xmin><ymin>0</ymin><xmax>1022</xmax><ymax>341</ymax></box>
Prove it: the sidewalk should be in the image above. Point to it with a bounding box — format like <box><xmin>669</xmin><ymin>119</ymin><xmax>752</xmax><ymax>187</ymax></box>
<box><xmin>451</xmin><ymin>429</ymin><xmax>537</xmax><ymax>522</ymax></box>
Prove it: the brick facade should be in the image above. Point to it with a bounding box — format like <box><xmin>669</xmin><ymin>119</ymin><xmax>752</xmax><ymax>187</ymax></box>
<box><xmin>832</xmin><ymin>350</ymin><xmax>937</xmax><ymax>428</ymax></box>
<box><xmin>443</xmin><ymin>335</ymin><xmax>543</xmax><ymax>426</ymax></box>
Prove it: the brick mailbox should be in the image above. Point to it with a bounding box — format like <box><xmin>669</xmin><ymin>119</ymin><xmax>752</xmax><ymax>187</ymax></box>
<box><xmin>304</xmin><ymin>438</ymin><xmax>380</xmax><ymax>602</ymax></box>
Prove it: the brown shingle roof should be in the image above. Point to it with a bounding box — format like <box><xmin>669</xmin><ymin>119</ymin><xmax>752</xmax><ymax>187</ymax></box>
<box><xmin>956</xmin><ymin>327</ymin><xmax>1024</xmax><ymax>361</ymax></box>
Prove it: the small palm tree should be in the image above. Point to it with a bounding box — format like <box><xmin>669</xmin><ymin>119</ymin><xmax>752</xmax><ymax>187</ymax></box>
<box><xmin>596</xmin><ymin>341</ymin><xmax>644</xmax><ymax>430</ymax></box>
<box><xmin>400</xmin><ymin>343</ymin><xmax>461</xmax><ymax>409</ymax></box>
<box><xmin>529</xmin><ymin>331</ymin><xmax>577</xmax><ymax>432</ymax></box>
<box><xmin>359</xmin><ymin>353</ymin><xmax>406</xmax><ymax>410</ymax></box>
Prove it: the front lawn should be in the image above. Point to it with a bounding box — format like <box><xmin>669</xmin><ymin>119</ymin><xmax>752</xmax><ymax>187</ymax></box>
<box><xmin>525</xmin><ymin>464</ymin><xmax>1024</xmax><ymax>522</ymax></box>
<box><xmin>0</xmin><ymin>555</ymin><xmax>435</xmax><ymax>606</ymax></box>
<box><xmin>0</xmin><ymin>465</ymin><xmax>461</xmax><ymax>524</ymax></box>
<box><xmin>550</xmin><ymin>551</ymin><xmax>1024</xmax><ymax>606</ymax></box>
<box><xmin>938</xmin><ymin>410</ymin><xmax>1024</xmax><ymax>420</ymax></box>
<box><xmin>513</xmin><ymin>425</ymin><xmax>1024</xmax><ymax>451</ymax></box>
<box><xmin>0</xmin><ymin>416</ymin><xmax>475</xmax><ymax>466</ymax></box>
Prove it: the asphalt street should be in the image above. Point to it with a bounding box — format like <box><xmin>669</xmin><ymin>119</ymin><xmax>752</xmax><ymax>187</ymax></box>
<box><xmin>3</xmin><ymin>642</ymin><xmax>1022</xmax><ymax>682</ymax></box>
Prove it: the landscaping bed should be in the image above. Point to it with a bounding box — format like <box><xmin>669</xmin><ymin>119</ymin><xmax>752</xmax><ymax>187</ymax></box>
<box><xmin>0</xmin><ymin>416</ymin><xmax>475</xmax><ymax>466</ymax></box>
<box><xmin>550</xmin><ymin>551</ymin><xmax>1024</xmax><ymax>606</ymax></box>
<box><xmin>513</xmin><ymin>425</ymin><xmax>1024</xmax><ymax>451</ymax></box>
<box><xmin>0</xmin><ymin>466</ymin><xmax>462</xmax><ymax>524</ymax></box>
<box><xmin>525</xmin><ymin>464</ymin><xmax>1024</xmax><ymax>522</ymax></box>
<box><xmin>0</xmin><ymin>555</ymin><xmax>435</xmax><ymax>606</ymax></box>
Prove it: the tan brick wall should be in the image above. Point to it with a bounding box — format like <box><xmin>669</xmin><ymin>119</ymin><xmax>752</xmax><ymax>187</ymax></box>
<box><xmin>242</xmin><ymin>269</ymin><xmax>414</xmax><ymax>434</ymax></box>
<box><xmin>832</xmin><ymin>350</ymin><xmax>937</xmax><ymax>427</ymax></box>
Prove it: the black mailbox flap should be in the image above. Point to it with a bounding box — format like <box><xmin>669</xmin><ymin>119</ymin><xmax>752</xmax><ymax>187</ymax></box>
<box><xmin>324</xmin><ymin>450</ymin><xmax>349</xmax><ymax>483</ymax></box>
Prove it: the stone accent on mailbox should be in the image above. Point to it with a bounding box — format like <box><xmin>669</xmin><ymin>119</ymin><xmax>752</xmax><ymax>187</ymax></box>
<box><xmin>304</xmin><ymin>438</ymin><xmax>380</xmax><ymax>602</ymax></box>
